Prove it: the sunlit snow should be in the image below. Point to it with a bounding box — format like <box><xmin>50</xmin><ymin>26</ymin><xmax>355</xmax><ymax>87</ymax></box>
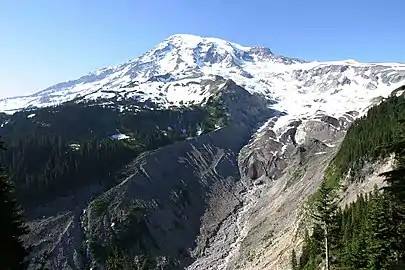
<box><xmin>111</xmin><ymin>134</ymin><xmax>130</xmax><ymax>140</ymax></box>
<box><xmin>1</xmin><ymin>34</ymin><xmax>404</xmax><ymax>127</ymax></box>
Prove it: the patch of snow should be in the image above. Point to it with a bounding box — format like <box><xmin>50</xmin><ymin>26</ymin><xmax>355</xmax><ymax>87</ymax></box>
<box><xmin>294</xmin><ymin>124</ymin><xmax>307</xmax><ymax>145</ymax></box>
<box><xmin>256</xmin><ymin>117</ymin><xmax>275</xmax><ymax>134</ymax></box>
<box><xmin>281</xmin><ymin>144</ymin><xmax>288</xmax><ymax>154</ymax></box>
<box><xmin>27</xmin><ymin>113</ymin><xmax>36</xmax><ymax>118</ymax></box>
<box><xmin>110</xmin><ymin>133</ymin><xmax>130</xmax><ymax>140</ymax></box>
<box><xmin>396</xmin><ymin>90</ymin><xmax>405</xmax><ymax>97</ymax></box>
<box><xmin>272</xmin><ymin>115</ymin><xmax>295</xmax><ymax>134</ymax></box>
<box><xmin>69</xmin><ymin>143</ymin><xmax>81</xmax><ymax>151</ymax></box>
<box><xmin>196</xmin><ymin>126</ymin><xmax>203</xmax><ymax>136</ymax></box>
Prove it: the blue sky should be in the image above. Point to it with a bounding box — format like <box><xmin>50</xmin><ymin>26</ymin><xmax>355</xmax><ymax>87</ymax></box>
<box><xmin>1</xmin><ymin>0</ymin><xmax>404</xmax><ymax>98</ymax></box>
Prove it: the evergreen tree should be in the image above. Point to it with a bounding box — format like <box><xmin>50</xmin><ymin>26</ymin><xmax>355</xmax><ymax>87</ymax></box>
<box><xmin>311</xmin><ymin>181</ymin><xmax>339</xmax><ymax>270</ymax></box>
<box><xmin>299</xmin><ymin>229</ymin><xmax>311</xmax><ymax>268</ymax></box>
<box><xmin>379</xmin><ymin>118</ymin><xmax>405</xmax><ymax>263</ymax></box>
<box><xmin>291</xmin><ymin>249</ymin><xmax>298</xmax><ymax>270</ymax></box>
<box><xmin>366</xmin><ymin>186</ymin><xmax>394</xmax><ymax>269</ymax></box>
<box><xmin>0</xmin><ymin>141</ymin><xmax>30</xmax><ymax>269</ymax></box>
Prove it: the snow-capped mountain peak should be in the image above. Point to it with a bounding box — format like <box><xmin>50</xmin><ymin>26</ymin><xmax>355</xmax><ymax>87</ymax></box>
<box><xmin>134</xmin><ymin>33</ymin><xmax>297</xmax><ymax>76</ymax></box>
<box><xmin>1</xmin><ymin>34</ymin><xmax>405</xmax><ymax>123</ymax></box>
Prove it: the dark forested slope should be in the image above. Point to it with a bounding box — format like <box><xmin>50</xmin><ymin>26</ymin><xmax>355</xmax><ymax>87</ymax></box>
<box><xmin>297</xmin><ymin>87</ymin><xmax>405</xmax><ymax>269</ymax></box>
<box><xmin>0</xmin><ymin>98</ymin><xmax>228</xmax><ymax>211</ymax></box>
<box><xmin>326</xmin><ymin>89</ymin><xmax>405</xmax><ymax>187</ymax></box>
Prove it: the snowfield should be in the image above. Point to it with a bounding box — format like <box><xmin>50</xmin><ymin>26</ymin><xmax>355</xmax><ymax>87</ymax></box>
<box><xmin>1</xmin><ymin>34</ymin><xmax>404</xmax><ymax>125</ymax></box>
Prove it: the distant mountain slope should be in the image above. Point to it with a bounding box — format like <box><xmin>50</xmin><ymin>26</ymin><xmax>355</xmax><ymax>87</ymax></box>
<box><xmin>1</xmin><ymin>34</ymin><xmax>405</xmax><ymax>124</ymax></box>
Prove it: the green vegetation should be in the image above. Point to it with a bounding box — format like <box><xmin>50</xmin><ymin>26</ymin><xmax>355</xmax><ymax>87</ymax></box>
<box><xmin>299</xmin><ymin>180</ymin><xmax>341</xmax><ymax>270</ymax></box>
<box><xmin>0</xmin><ymin>97</ymin><xmax>229</xmax><ymax>268</ymax></box>
<box><xmin>291</xmin><ymin>249</ymin><xmax>298</xmax><ymax>270</ymax></box>
<box><xmin>91</xmin><ymin>197</ymin><xmax>109</xmax><ymax>217</ymax></box>
<box><xmin>297</xmin><ymin>87</ymin><xmax>405</xmax><ymax>269</ymax></box>
<box><xmin>298</xmin><ymin>183</ymin><xmax>405</xmax><ymax>269</ymax></box>
<box><xmin>324</xmin><ymin>93</ymin><xmax>405</xmax><ymax>188</ymax></box>
<box><xmin>0</xmin><ymin>99</ymin><xmax>228</xmax><ymax>210</ymax></box>
<box><xmin>0</xmin><ymin>141</ymin><xmax>30</xmax><ymax>270</ymax></box>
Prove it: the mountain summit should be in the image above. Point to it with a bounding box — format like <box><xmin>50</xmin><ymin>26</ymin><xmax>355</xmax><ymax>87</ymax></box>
<box><xmin>1</xmin><ymin>34</ymin><xmax>405</xmax><ymax>123</ymax></box>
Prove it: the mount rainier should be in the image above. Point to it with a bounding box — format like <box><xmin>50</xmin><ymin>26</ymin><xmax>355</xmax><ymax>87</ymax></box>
<box><xmin>2</xmin><ymin>33</ymin><xmax>405</xmax><ymax>120</ymax></box>
<box><xmin>3</xmin><ymin>34</ymin><xmax>405</xmax><ymax>270</ymax></box>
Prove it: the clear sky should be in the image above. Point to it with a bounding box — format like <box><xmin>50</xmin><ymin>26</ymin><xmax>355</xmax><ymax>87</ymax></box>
<box><xmin>1</xmin><ymin>0</ymin><xmax>404</xmax><ymax>98</ymax></box>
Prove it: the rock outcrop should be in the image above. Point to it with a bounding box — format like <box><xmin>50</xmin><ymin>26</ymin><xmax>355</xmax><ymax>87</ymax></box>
<box><xmin>185</xmin><ymin>110</ymin><xmax>348</xmax><ymax>270</ymax></box>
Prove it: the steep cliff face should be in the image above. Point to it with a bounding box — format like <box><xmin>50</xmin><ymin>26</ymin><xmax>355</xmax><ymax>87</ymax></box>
<box><xmin>183</xmin><ymin>110</ymin><xmax>348</xmax><ymax>270</ymax></box>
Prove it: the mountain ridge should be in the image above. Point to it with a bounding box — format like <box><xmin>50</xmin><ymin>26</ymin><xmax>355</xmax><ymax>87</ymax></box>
<box><xmin>2</xmin><ymin>34</ymin><xmax>405</xmax><ymax>122</ymax></box>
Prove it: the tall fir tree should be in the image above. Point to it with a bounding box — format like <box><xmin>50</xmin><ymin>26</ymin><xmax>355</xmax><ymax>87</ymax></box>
<box><xmin>0</xmin><ymin>140</ymin><xmax>30</xmax><ymax>270</ymax></box>
<box><xmin>311</xmin><ymin>181</ymin><xmax>340</xmax><ymax>270</ymax></box>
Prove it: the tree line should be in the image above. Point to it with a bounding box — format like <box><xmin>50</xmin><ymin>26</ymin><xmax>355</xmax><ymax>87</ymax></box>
<box><xmin>0</xmin><ymin>98</ymin><xmax>229</xmax><ymax>269</ymax></box>
<box><xmin>293</xmin><ymin>89</ymin><xmax>405</xmax><ymax>269</ymax></box>
<box><xmin>0</xmin><ymin>100</ymin><xmax>228</xmax><ymax>210</ymax></box>
<box><xmin>325</xmin><ymin>93</ymin><xmax>405</xmax><ymax>188</ymax></box>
